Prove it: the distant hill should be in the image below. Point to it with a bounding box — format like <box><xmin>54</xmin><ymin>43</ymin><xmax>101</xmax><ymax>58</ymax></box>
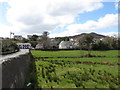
<box><xmin>54</xmin><ymin>32</ymin><xmax>107</xmax><ymax>40</ymax></box>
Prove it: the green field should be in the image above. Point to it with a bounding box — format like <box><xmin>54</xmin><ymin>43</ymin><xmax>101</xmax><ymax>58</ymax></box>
<box><xmin>25</xmin><ymin>50</ymin><xmax>120</xmax><ymax>88</ymax></box>
<box><xmin>44</xmin><ymin>57</ymin><xmax>118</xmax><ymax>64</ymax></box>
<box><xmin>31</xmin><ymin>50</ymin><xmax>119</xmax><ymax>58</ymax></box>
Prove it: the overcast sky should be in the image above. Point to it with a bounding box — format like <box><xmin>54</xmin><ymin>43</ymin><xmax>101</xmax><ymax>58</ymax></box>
<box><xmin>0</xmin><ymin>0</ymin><xmax>119</xmax><ymax>38</ymax></box>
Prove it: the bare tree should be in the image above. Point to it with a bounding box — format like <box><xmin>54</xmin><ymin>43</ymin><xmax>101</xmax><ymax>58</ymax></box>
<box><xmin>41</xmin><ymin>31</ymin><xmax>50</xmax><ymax>49</ymax></box>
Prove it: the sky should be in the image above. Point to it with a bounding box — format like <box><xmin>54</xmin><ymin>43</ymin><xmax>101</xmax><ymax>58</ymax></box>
<box><xmin>0</xmin><ymin>0</ymin><xmax>119</xmax><ymax>38</ymax></box>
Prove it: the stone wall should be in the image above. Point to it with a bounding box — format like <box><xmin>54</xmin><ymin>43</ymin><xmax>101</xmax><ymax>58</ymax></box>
<box><xmin>0</xmin><ymin>49</ymin><xmax>32</xmax><ymax>89</ymax></box>
<box><xmin>0</xmin><ymin>61</ymin><xmax>2</xmax><ymax>90</ymax></box>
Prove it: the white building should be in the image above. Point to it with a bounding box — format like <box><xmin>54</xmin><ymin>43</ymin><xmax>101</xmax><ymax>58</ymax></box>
<box><xmin>59</xmin><ymin>41</ymin><xmax>75</xmax><ymax>49</ymax></box>
<box><xmin>17</xmin><ymin>43</ymin><xmax>34</xmax><ymax>49</ymax></box>
<box><xmin>14</xmin><ymin>35</ymin><xmax>23</xmax><ymax>40</ymax></box>
<box><xmin>35</xmin><ymin>43</ymin><xmax>44</xmax><ymax>49</ymax></box>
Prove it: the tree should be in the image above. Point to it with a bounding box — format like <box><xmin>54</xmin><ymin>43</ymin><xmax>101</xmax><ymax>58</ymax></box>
<box><xmin>92</xmin><ymin>36</ymin><xmax>119</xmax><ymax>50</ymax></box>
<box><xmin>40</xmin><ymin>31</ymin><xmax>50</xmax><ymax>49</ymax></box>
<box><xmin>79</xmin><ymin>34</ymin><xmax>94</xmax><ymax>55</ymax></box>
<box><xmin>78</xmin><ymin>37</ymin><xmax>86</xmax><ymax>56</ymax></box>
<box><xmin>102</xmin><ymin>37</ymin><xmax>118</xmax><ymax>50</ymax></box>
<box><xmin>1</xmin><ymin>39</ymin><xmax>19</xmax><ymax>54</ymax></box>
<box><xmin>29</xmin><ymin>35</ymin><xmax>39</xmax><ymax>41</ymax></box>
<box><xmin>112</xmin><ymin>38</ymin><xmax>119</xmax><ymax>50</ymax></box>
<box><xmin>21</xmin><ymin>38</ymin><xmax>29</xmax><ymax>43</ymax></box>
<box><xmin>92</xmin><ymin>40</ymin><xmax>109</xmax><ymax>50</ymax></box>
<box><xmin>118</xmin><ymin>38</ymin><xmax>120</xmax><ymax>50</ymax></box>
<box><xmin>28</xmin><ymin>41</ymin><xmax>38</xmax><ymax>48</ymax></box>
<box><xmin>43</xmin><ymin>31</ymin><xmax>49</xmax><ymax>37</ymax></box>
<box><xmin>55</xmin><ymin>37</ymin><xmax>69</xmax><ymax>45</ymax></box>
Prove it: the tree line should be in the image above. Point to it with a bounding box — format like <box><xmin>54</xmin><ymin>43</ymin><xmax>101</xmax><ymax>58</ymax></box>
<box><xmin>78</xmin><ymin>34</ymin><xmax>120</xmax><ymax>50</ymax></box>
<box><xmin>13</xmin><ymin>32</ymin><xmax>120</xmax><ymax>50</ymax></box>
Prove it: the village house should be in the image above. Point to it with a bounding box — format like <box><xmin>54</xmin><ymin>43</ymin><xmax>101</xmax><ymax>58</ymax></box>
<box><xmin>17</xmin><ymin>43</ymin><xmax>34</xmax><ymax>49</ymax></box>
<box><xmin>35</xmin><ymin>43</ymin><xmax>44</xmax><ymax>49</ymax></box>
<box><xmin>59</xmin><ymin>41</ymin><xmax>75</xmax><ymax>49</ymax></box>
<box><xmin>35</xmin><ymin>39</ymin><xmax>58</xmax><ymax>49</ymax></box>
<box><xmin>14</xmin><ymin>35</ymin><xmax>23</xmax><ymax>40</ymax></box>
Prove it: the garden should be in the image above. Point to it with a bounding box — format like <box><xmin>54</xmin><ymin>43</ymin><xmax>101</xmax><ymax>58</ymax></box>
<box><xmin>24</xmin><ymin>50</ymin><xmax>120</xmax><ymax>88</ymax></box>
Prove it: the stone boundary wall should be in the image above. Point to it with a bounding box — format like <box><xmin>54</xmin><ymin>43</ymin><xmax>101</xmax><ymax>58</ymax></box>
<box><xmin>0</xmin><ymin>49</ymin><xmax>32</xmax><ymax>89</ymax></box>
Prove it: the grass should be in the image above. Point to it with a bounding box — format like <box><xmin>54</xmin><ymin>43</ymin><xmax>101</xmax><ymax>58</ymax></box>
<box><xmin>28</xmin><ymin>60</ymin><xmax>119</xmax><ymax>88</ymax></box>
<box><xmin>44</xmin><ymin>57</ymin><xmax>118</xmax><ymax>64</ymax></box>
<box><xmin>31</xmin><ymin>50</ymin><xmax>119</xmax><ymax>58</ymax></box>
<box><xmin>24</xmin><ymin>50</ymin><xmax>120</xmax><ymax>88</ymax></box>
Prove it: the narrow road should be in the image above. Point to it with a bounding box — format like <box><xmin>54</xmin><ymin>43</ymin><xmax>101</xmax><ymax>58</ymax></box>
<box><xmin>0</xmin><ymin>49</ymin><xmax>29</xmax><ymax>64</ymax></box>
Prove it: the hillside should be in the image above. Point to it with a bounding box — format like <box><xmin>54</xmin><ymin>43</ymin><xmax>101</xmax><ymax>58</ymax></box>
<box><xmin>55</xmin><ymin>32</ymin><xmax>107</xmax><ymax>40</ymax></box>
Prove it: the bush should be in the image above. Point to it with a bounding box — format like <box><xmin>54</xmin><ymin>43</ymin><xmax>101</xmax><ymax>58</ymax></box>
<box><xmin>28</xmin><ymin>41</ymin><xmax>38</xmax><ymax>48</ymax></box>
<box><xmin>92</xmin><ymin>37</ymin><xmax>119</xmax><ymax>50</ymax></box>
<box><xmin>1</xmin><ymin>39</ymin><xmax>19</xmax><ymax>54</ymax></box>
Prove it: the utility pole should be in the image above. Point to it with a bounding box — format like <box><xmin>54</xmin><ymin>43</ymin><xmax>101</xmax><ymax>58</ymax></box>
<box><xmin>10</xmin><ymin>32</ymin><xmax>14</xmax><ymax>39</ymax></box>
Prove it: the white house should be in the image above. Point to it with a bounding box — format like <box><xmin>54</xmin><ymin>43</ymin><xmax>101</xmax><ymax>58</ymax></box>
<box><xmin>17</xmin><ymin>43</ymin><xmax>34</xmax><ymax>49</ymax></box>
<box><xmin>35</xmin><ymin>43</ymin><xmax>44</xmax><ymax>49</ymax></box>
<box><xmin>14</xmin><ymin>35</ymin><xmax>23</xmax><ymax>40</ymax></box>
<box><xmin>59</xmin><ymin>41</ymin><xmax>75</xmax><ymax>49</ymax></box>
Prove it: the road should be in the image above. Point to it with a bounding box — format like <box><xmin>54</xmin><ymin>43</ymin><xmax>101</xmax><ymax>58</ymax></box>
<box><xmin>0</xmin><ymin>49</ymin><xmax>29</xmax><ymax>64</ymax></box>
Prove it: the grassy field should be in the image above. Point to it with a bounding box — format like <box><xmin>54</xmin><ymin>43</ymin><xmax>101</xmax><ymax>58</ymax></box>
<box><xmin>25</xmin><ymin>50</ymin><xmax>120</xmax><ymax>88</ymax></box>
<box><xmin>31</xmin><ymin>50</ymin><xmax>119</xmax><ymax>58</ymax></box>
<box><xmin>44</xmin><ymin>57</ymin><xmax>118</xmax><ymax>64</ymax></box>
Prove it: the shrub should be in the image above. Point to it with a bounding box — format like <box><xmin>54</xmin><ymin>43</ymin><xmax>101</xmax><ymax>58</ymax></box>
<box><xmin>1</xmin><ymin>39</ymin><xmax>19</xmax><ymax>54</ymax></box>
